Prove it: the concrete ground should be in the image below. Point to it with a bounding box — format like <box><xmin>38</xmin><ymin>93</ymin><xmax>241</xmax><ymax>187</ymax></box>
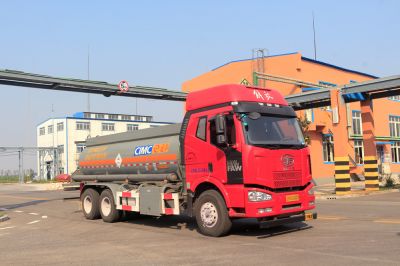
<box><xmin>0</xmin><ymin>184</ymin><xmax>399</xmax><ymax>265</ymax></box>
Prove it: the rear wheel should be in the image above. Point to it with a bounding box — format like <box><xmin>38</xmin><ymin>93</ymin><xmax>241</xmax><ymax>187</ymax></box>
<box><xmin>99</xmin><ymin>189</ymin><xmax>121</xmax><ymax>223</ymax></box>
<box><xmin>81</xmin><ymin>188</ymin><xmax>100</xmax><ymax>220</ymax></box>
<box><xmin>195</xmin><ymin>190</ymin><xmax>232</xmax><ymax>237</ymax></box>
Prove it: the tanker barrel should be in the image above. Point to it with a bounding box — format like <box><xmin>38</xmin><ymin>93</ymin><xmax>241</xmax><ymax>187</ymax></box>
<box><xmin>78</xmin><ymin>124</ymin><xmax>182</xmax><ymax>177</ymax></box>
<box><xmin>72</xmin><ymin>173</ymin><xmax>178</xmax><ymax>183</ymax></box>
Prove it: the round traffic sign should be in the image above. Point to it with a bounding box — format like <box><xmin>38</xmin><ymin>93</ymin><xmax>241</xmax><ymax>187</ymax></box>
<box><xmin>118</xmin><ymin>80</ymin><xmax>129</xmax><ymax>92</ymax></box>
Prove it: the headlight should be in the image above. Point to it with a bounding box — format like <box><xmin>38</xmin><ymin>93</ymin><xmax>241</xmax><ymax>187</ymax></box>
<box><xmin>248</xmin><ymin>191</ymin><xmax>272</xmax><ymax>202</ymax></box>
<box><xmin>308</xmin><ymin>188</ymin><xmax>315</xmax><ymax>195</ymax></box>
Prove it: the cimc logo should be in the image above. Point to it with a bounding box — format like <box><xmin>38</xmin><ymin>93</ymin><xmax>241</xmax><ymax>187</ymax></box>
<box><xmin>134</xmin><ymin>143</ymin><xmax>169</xmax><ymax>156</ymax></box>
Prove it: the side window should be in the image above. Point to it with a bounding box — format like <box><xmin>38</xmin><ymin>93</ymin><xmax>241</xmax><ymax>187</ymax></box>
<box><xmin>196</xmin><ymin>117</ymin><xmax>207</xmax><ymax>141</ymax></box>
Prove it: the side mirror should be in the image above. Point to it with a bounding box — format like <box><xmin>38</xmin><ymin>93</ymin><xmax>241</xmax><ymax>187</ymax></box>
<box><xmin>217</xmin><ymin>134</ymin><xmax>226</xmax><ymax>145</ymax></box>
<box><xmin>216</xmin><ymin>114</ymin><xmax>226</xmax><ymax>134</ymax></box>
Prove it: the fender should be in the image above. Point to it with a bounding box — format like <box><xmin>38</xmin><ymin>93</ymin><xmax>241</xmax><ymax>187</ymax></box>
<box><xmin>191</xmin><ymin>175</ymin><xmax>232</xmax><ymax>208</ymax></box>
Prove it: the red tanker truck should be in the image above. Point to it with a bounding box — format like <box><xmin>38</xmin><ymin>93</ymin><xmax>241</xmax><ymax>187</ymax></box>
<box><xmin>72</xmin><ymin>84</ymin><xmax>316</xmax><ymax>236</ymax></box>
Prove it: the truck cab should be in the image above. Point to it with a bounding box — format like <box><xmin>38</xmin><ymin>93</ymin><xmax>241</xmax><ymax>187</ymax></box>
<box><xmin>182</xmin><ymin>84</ymin><xmax>315</xmax><ymax>235</ymax></box>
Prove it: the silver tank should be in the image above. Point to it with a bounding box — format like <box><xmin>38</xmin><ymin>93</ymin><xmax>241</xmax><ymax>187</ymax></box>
<box><xmin>76</xmin><ymin>124</ymin><xmax>181</xmax><ymax>177</ymax></box>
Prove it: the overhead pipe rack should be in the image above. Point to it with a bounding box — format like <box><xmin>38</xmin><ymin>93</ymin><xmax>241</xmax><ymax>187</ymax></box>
<box><xmin>0</xmin><ymin>69</ymin><xmax>188</xmax><ymax>101</ymax></box>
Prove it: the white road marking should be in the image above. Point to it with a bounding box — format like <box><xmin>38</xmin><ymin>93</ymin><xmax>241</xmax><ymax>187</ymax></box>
<box><xmin>0</xmin><ymin>226</ymin><xmax>16</xmax><ymax>230</ymax></box>
<box><xmin>14</xmin><ymin>210</ymin><xmax>23</xmax><ymax>213</ymax></box>
<box><xmin>27</xmin><ymin>220</ymin><xmax>40</xmax><ymax>225</ymax></box>
<box><xmin>41</xmin><ymin>216</ymin><xmax>48</xmax><ymax>219</ymax></box>
<box><xmin>29</xmin><ymin>212</ymin><xmax>39</xmax><ymax>216</ymax></box>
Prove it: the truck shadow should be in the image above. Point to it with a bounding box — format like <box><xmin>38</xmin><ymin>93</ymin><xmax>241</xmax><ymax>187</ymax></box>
<box><xmin>230</xmin><ymin>219</ymin><xmax>313</xmax><ymax>238</ymax></box>
<box><xmin>122</xmin><ymin>215</ymin><xmax>312</xmax><ymax>238</ymax></box>
<box><xmin>0</xmin><ymin>199</ymin><xmax>49</xmax><ymax>210</ymax></box>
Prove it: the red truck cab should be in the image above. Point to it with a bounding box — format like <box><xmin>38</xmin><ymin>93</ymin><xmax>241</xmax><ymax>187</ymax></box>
<box><xmin>182</xmin><ymin>84</ymin><xmax>316</xmax><ymax>235</ymax></box>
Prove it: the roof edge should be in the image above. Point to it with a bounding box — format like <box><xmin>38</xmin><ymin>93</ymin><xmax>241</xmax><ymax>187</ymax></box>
<box><xmin>301</xmin><ymin>56</ymin><xmax>378</xmax><ymax>79</ymax></box>
<box><xmin>211</xmin><ymin>52</ymin><xmax>299</xmax><ymax>71</ymax></box>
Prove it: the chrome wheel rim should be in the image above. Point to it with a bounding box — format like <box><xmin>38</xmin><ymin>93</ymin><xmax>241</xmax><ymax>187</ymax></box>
<box><xmin>101</xmin><ymin>197</ymin><xmax>112</xmax><ymax>217</ymax></box>
<box><xmin>200</xmin><ymin>202</ymin><xmax>218</xmax><ymax>228</ymax></box>
<box><xmin>83</xmin><ymin>195</ymin><xmax>92</xmax><ymax>214</ymax></box>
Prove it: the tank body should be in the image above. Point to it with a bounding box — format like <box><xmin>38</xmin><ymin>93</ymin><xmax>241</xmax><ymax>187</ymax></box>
<box><xmin>77</xmin><ymin>124</ymin><xmax>181</xmax><ymax>177</ymax></box>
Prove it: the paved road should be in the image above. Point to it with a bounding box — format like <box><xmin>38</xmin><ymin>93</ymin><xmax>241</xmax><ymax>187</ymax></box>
<box><xmin>0</xmin><ymin>185</ymin><xmax>399</xmax><ymax>265</ymax></box>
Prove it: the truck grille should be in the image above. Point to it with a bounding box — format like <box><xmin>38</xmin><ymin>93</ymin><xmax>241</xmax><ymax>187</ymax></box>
<box><xmin>273</xmin><ymin>171</ymin><xmax>302</xmax><ymax>188</ymax></box>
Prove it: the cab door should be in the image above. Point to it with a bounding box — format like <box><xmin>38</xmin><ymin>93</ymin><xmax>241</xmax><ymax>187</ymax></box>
<box><xmin>184</xmin><ymin>115</ymin><xmax>212</xmax><ymax>185</ymax></box>
<box><xmin>207</xmin><ymin>113</ymin><xmax>243</xmax><ymax>184</ymax></box>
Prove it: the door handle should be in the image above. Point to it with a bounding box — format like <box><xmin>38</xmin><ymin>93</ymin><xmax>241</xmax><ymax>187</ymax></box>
<box><xmin>208</xmin><ymin>162</ymin><xmax>213</xmax><ymax>173</ymax></box>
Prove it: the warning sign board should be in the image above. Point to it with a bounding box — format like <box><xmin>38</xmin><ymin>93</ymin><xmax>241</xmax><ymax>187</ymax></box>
<box><xmin>118</xmin><ymin>80</ymin><xmax>129</xmax><ymax>93</ymax></box>
<box><xmin>240</xmin><ymin>78</ymin><xmax>250</xmax><ymax>86</ymax></box>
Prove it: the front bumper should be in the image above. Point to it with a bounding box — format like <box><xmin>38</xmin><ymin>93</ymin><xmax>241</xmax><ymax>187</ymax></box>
<box><xmin>259</xmin><ymin>212</ymin><xmax>317</xmax><ymax>229</ymax></box>
<box><xmin>234</xmin><ymin>183</ymin><xmax>316</xmax><ymax>218</ymax></box>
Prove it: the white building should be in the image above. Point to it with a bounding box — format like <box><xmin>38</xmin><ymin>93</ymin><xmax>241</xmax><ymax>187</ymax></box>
<box><xmin>36</xmin><ymin>112</ymin><xmax>172</xmax><ymax>180</ymax></box>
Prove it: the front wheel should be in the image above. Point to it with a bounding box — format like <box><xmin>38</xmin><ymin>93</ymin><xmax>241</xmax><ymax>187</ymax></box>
<box><xmin>195</xmin><ymin>190</ymin><xmax>232</xmax><ymax>237</ymax></box>
<box><xmin>99</xmin><ymin>189</ymin><xmax>121</xmax><ymax>223</ymax></box>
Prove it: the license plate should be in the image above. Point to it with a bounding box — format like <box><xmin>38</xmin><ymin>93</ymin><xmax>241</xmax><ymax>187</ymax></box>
<box><xmin>305</xmin><ymin>212</ymin><xmax>314</xmax><ymax>221</ymax></box>
<box><xmin>285</xmin><ymin>194</ymin><xmax>299</xmax><ymax>202</ymax></box>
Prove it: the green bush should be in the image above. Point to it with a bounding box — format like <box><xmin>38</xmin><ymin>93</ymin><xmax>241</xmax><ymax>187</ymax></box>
<box><xmin>385</xmin><ymin>176</ymin><xmax>394</xmax><ymax>188</ymax></box>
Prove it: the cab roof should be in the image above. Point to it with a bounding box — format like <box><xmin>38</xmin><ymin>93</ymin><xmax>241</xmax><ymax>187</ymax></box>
<box><xmin>186</xmin><ymin>84</ymin><xmax>288</xmax><ymax>111</ymax></box>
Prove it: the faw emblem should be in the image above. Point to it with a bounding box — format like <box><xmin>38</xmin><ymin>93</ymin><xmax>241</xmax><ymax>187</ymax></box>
<box><xmin>281</xmin><ymin>154</ymin><xmax>295</xmax><ymax>169</ymax></box>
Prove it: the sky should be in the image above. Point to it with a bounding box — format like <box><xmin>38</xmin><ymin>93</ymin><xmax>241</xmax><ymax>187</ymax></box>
<box><xmin>0</xmin><ymin>0</ymin><xmax>400</xmax><ymax>171</ymax></box>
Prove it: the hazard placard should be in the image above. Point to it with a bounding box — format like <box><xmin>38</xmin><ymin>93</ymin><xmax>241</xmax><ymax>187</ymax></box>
<box><xmin>240</xmin><ymin>78</ymin><xmax>250</xmax><ymax>86</ymax></box>
<box><xmin>118</xmin><ymin>80</ymin><xmax>129</xmax><ymax>93</ymax></box>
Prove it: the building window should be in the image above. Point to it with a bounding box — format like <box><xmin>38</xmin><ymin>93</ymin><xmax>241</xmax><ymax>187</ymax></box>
<box><xmin>57</xmin><ymin>145</ymin><xmax>64</xmax><ymax>154</ymax></box>
<box><xmin>39</xmin><ymin>127</ymin><xmax>45</xmax><ymax>135</ymax></box>
<box><xmin>196</xmin><ymin>117</ymin><xmax>207</xmax><ymax>141</ymax></box>
<box><xmin>95</xmin><ymin>113</ymin><xmax>105</xmax><ymax>119</ymax></box>
<box><xmin>322</xmin><ymin>135</ymin><xmax>334</xmax><ymax>162</ymax></box>
<box><xmin>145</xmin><ymin>117</ymin><xmax>152</xmax><ymax>122</ymax></box>
<box><xmin>102</xmin><ymin>123</ymin><xmax>115</xmax><ymax>131</ymax></box>
<box><xmin>127</xmin><ymin>124</ymin><xmax>139</xmax><ymax>131</ymax></box>
<box><xmin>132</xmin><ymin>115</ymin><xmax>141</xmax><ymax>121</ymax></box>
<box><xmin>354</xmin><ymin>140</ymin><xmax>364</xmax><ymax>164</ymax></box>
<box><xmin>389</xmin><ymin>96</ymin><xmax>400</xmax><ymax>101</ymax></box>
<box><xmin>83</xmin><ymin>113</ymin><xmax>91</xmax><ymax>118</ymax></box>
<box><xmin>121</xmin><ymin>115</ymin><xmax>131</xmax><ymax>120</ymax></box>
<box><xmin>108</xmin><ymin>114</ymin><xmax>118</xmax><ymax>120</ymax></box>
<box><xmin>57</xmin><ymin>122</ymin><xmax>64</xmax><ymax>131</ymax></box>
<box><xmin>76</xmin><ymin>122</ymin><xmax>90</xmax><ymax>130</ymax></box>
<box><xmin>389</xmin><ymin>116</ymin><xmax>400</xmax><ymax>137</ymax></box>
<box><xmin>352</xmin><ymin>111</ymin><xmax>362</xmax><ymax>135</ymax></box>
<box><xmin>391</xmin><ymin>142</ymin><xmax>400</xmax><ymax>163</ymax></box>
<box><xmin>76</xmin><ymin>143</ymin><xmax>86</xmax><ymax>153</ymax></box>
<box><xmin>304</xmin><ymin>109</ymin><xmax>313</xmax><ymax>123</ymax></box>
<box><xmin>48</xmin><ymin>125</ymin><xmax>54</xmax><ymax>134</ymax></box>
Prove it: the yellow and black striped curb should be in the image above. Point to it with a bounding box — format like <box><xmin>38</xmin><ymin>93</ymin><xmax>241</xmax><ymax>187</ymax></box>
<box><xmin>364</xmin><ymin>156</ymin><xmax>379</xmax><ymax>191</ymax></box>
<box><xmin>334</xmin><ymin>157</ymin><xmax>350</xmax><ymax>195</ymax></box>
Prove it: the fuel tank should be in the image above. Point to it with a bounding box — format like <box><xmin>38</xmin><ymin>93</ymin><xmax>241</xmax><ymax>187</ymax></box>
<box><xmin>74</xmin><ymin>124</ymin><xmax>181</xmax><ymax>180</ymax></box>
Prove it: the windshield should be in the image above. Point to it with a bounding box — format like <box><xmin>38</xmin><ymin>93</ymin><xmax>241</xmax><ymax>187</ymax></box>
<box><xmin>241</xmin><ymin>114</ymin><xmax>306</xmax><ymax>148</ymax></box>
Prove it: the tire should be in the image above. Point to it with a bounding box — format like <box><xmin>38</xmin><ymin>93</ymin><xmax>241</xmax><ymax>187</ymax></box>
<box><xmin>195</xmin><ymin>190</ymin><xmax>232</xmax><ymax>237</ymax></box>
<box><xmin>99</xmin><ymin>189</ymin><xmax>121</xmax><ymax>223</ymax></box>
<box><xmin>81</xmin><ymin>188</ymin><xmax>101</xmax><ymax>220</ymax></box>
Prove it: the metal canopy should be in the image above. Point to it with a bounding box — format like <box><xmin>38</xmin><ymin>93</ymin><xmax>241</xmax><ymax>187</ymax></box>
<box><xmin>285</xmin><ymin>75</ymin><xmax>400</xmax><ymax>110</ymax></box>
<box><xmin>0</xmin><ymin>69</ymin><xmax>187</xmax><ymax>101</ymax></box>
<box><xmin>285</xmin><ymin>89</ymin><xmax>331</xmax><ymax>110</ymax></box>
<box><xmin>342</xmin><ymin>74</ymin><xmax>400</xmax><ymax>102</ymax></box>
